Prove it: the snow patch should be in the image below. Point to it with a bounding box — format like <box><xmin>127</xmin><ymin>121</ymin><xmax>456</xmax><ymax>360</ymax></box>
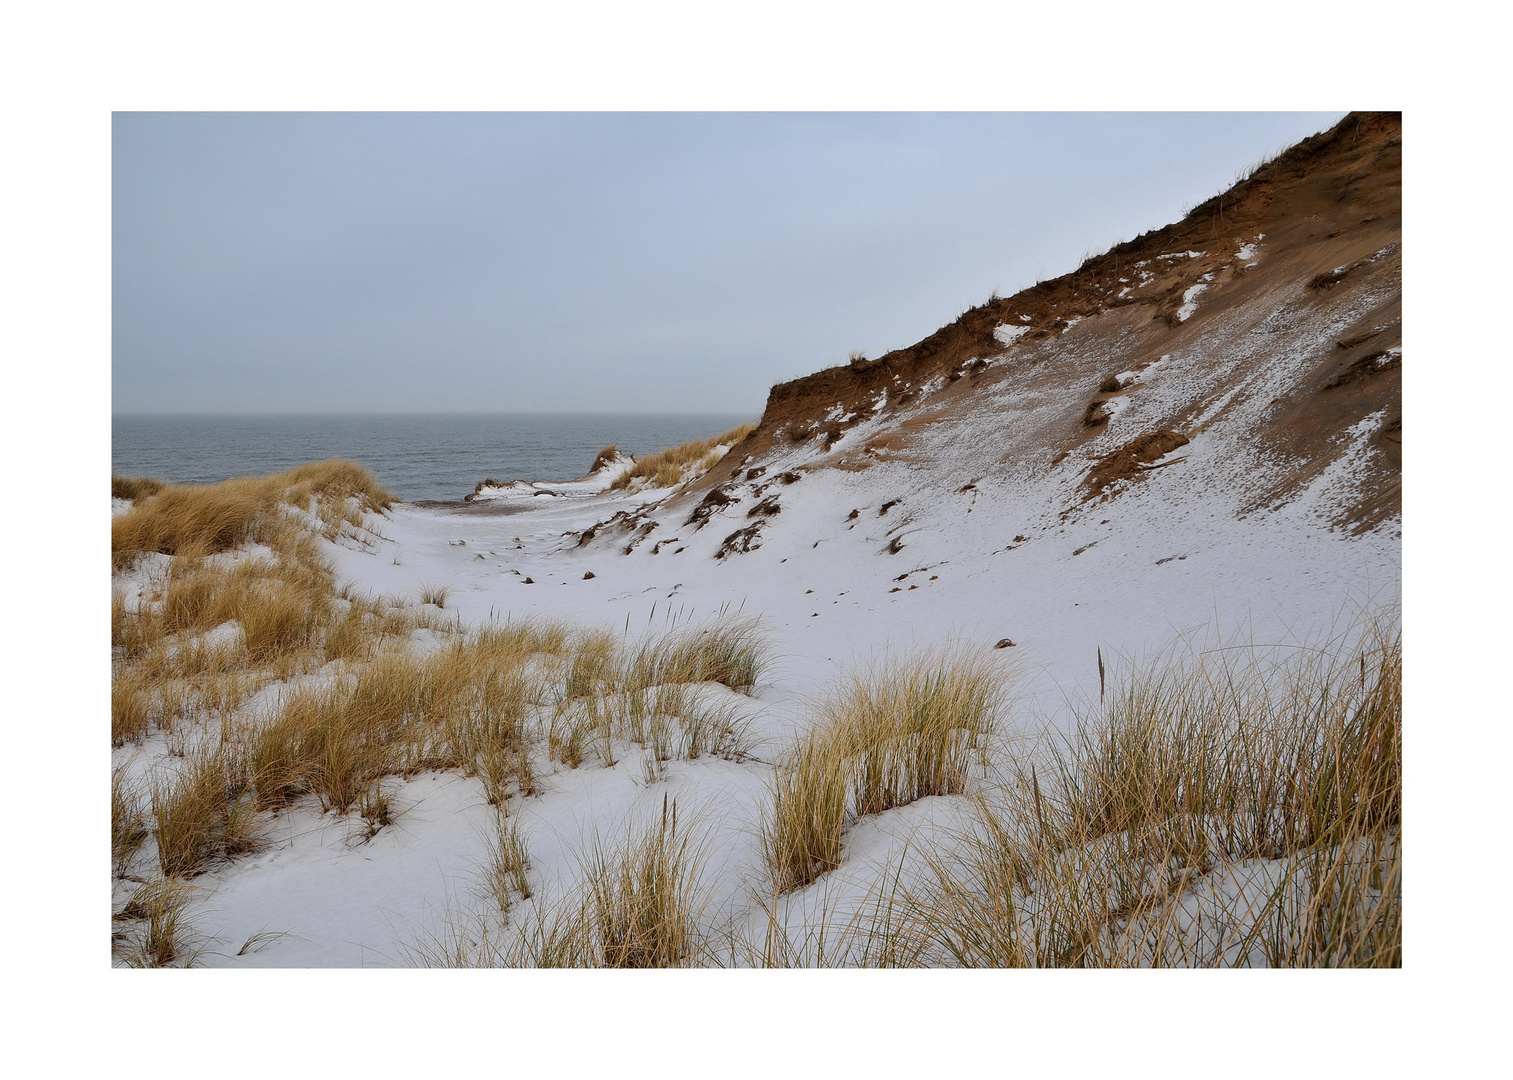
<box><xmin>1177</xmin><ymin>284</ymin><xmax>1208</xmax><ymax>322</ymax></box>
<box><xmin>467</xmin><ymin>451</ymin><xmax>637</xmax><ymax>502</ymax></box>
<box><xmin>1101</xmin><ymin>394</ymin><xmax>1132</xmax><ymax>420</ymax></box>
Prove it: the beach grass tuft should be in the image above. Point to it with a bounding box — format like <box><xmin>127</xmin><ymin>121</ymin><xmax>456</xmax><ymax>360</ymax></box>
<box><xmin>869</xmin><ymin>622</ymin><xmax>1401</xmax><ymax>967</ymax></box>
<box><xmin>763</xmin><ymin>648</ymin><xmax>1007</xmax><ymax>894</ymax></box>
<box><xmin>610</xmin><ymin>423</ymin><xmax>756</xmax><ymax>491</ymax></box>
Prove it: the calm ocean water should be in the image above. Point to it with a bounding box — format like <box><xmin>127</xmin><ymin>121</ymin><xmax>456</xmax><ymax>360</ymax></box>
<box><xmin>111</xmin><ymin>413</ymin><xmax>753</xmax><ymax>503</ymax></box>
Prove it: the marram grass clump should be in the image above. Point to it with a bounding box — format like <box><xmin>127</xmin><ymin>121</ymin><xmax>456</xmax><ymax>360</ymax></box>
<box><xmin>862</xmin><ymin>623</ymin><xmax>1402</xmax><ymax>968</ymax></box>
<box><xmin>763</xmin><ymin>648</ymin><xmax>1007</xmax><ymax>894</ymax></box>
<box><xmin>610</xmin><ymin>423</ymin><xmax>756</xmax><ymax>491</ymax></box>
<box><xmin>112</xmin><ymin>459</ymin><xmax>394</xmax><ymax>570</ymax></box>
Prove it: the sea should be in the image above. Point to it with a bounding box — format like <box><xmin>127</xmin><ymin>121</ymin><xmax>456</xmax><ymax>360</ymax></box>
<box><xmin>111</xmin><ymin>413</ymin><xmax>753</xmax><ymax>504</ymax></box>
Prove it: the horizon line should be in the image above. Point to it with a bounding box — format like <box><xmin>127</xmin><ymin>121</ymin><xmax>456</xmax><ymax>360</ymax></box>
<box><xmin>111</xmin><ymin>408</ymin><xmax>759</xmax><ymax>417</ymax></box>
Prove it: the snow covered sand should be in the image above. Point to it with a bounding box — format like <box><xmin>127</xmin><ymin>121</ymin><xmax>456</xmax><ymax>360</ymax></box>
<box><xmin>110</xmin><ymin>438</ymin><xmax>1397</xmax><ymax>966</ymax></box>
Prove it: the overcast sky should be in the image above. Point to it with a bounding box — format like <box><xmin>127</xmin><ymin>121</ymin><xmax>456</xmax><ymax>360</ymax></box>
<box><xmin>113</xmin><ymin>111</ymin><xmax>1342</xmax><ymax>415</ymax></box>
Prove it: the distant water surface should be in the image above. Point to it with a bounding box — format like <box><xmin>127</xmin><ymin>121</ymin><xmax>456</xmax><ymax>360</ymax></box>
<box><xmin>112</xmin><ymin>413</ymin><xmax>753</xmax><ymax>503</ymax></box>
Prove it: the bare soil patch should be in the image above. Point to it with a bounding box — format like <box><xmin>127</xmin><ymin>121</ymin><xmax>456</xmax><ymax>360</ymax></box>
<box><xmin>1083</xmin><ymin>430</ymin><xmax>1191</xmax><ymax>499</ymax></box>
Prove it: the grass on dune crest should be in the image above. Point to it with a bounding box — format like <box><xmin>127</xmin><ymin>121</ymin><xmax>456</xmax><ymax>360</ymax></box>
<box><xmin>111</xmin><ymin>459</ymin><xmax>394</xmax><ymax>570</ymax></box>
<box><xmin>112</xmin><ymin>475</ymin><xmax>166</xmax><ymax>501</ymax></box>
<box><xmin>609</xmin><ymin>422</ymin><xmax>756</xmax><ymax>491</ymax></box>
<box><xmin>110</xmin><ymin>462</ymin><xmax>405</xmax><ymax>752</ymax></box>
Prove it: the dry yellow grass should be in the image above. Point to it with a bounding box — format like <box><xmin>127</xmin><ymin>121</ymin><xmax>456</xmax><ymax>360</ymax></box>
<box><xmin>436</xmin><ymin>650</ymin><xmax>537</xmax><ymax>806</ymax></box>
<box><xmin>115</xmin><ymin>878</ymin><xmax>198</xmax><ymax>967</ymax></box>
<box><xmin>536</xmin><ymin>620</ymin><xmax>766</xmax><ymax>770</ymax></box>
<box><xmin>410</xmin><ymin>797</ymin><xmax>711</xmax><ymax>969</ymax></box>
<box><xmin>609</xmin><ymin>423</ymin><xmax>756</xmax><ymax>491</ymax></box>
<box><xmin>112</xmin><ymin>462</ymin><xmax>394</xmax><ymax>762</ymax></box>
<box><xmin>161</xmin><ymin>561</ymin><xmax>239</xmax><ymax>633</ymax></box>
<box><xmin>763</xmin><ymin>649</ymin><xmax>1006</xmax><ymax>894</ymax></box>
<box><xmin>386</xmin><ymin>611</ymin><xmax>1398</xmax><ymax>970</ymax></box>
<box><xmin>874</xmin><ymin>623</ymin><xmax>1402</xmax><ymax>967</ymax></box>
<box><xmin>547</xmin><ymin>701</ymin><xmax>596</xmax><ymax>769</ymax></box>
<box><xmin>358</xmin><ymin>781</ymin><xmax>394</xmax><ymax>838</ymax></box>
<box><xmin>622</xmin><ymin>617</ymin><xmax>768</xmax><ymax>695</ymax></box>
<box><xmin>249</xmin><ymin>653</ymin><xmax>419</xmax><ymax>814</ymax></box>
<box><xmin>543</xmin><ymin>625</ymin><xmax>764</xmax><ymax>771</ymax></box>
<box><xmin>111</xmin><ymin>588</ymin><xmax>130</xmax><ymax>645</ymax></box>
<box><xmin>282</xmin><ymin>458</ymin><xmax>396</xmax><ymax>510</ymax></box>
<box><xmin>113</xmin><ymin>590</ymin><xmax>165</xmax><ymax>660</ymax></box>
<box><xmin>246</xmin><ymin>700</ymin><xmax>316</xmax><ymax>812</ymax></box>
<box><xmin>246</xmin><ymin>622</ymin><xmax>561</xmax><ymax>817</ymax></box>
<box><xmin>557</xmin><ymin>627</ymin><xmax>617</xmax><ymax>700</ymax></box>
<box><xmin>113</xmin><ymin>478</ymin><xmax>280</xmax><ymax>567</ymax></box>
<box><xmin>151</xmin><ymin>748</ymin><xmax>260</xmax><ymax>877</ymax></box>
<box><xmin>486</xmin><ymin>819</ymin><xmax>533</xmax><ymax>913</ymax></box>
<box><xmin>112</xmin><ymin>475</ymin><xmax>166</xmax><ymax>501</ymax></box>
<box><xmin>117</xmin><ymin>465</ymin><xmax>1396</xmax><ymax>969</ymax></box>
<box><xmin>839</xmin><ymin>650</ymin><xmax>1001</xmax><ymax>816</ymax></box>
<box><xmin>112</xmin><ymin>459</ymin><xmax>393</xmax><ymax>570</ymax></box>
<box><xmin>112</xmin><ymin>669</ymin><xmax>154</xmax><ymax>746</ymax></box>
<box><xmin>764</xmin><ymin>735</ymin><xmax>851</xmax><ymax>894</ymax></box>
<box><xmin>239</xmin><ymin>580</ymin><xmax>324</xmax><ymax>661</ymax></box>
<box><xmin>322</xmin><ymin>607</ymin><xmax>379</xmax><ymax>663</ymax></box>
<box><xmin>112</xmin><ymin>767</ymin><xmax>149</xmax><ymax>875</ymax></box>
<box><xmin>404</xmin><ymin>619</ymin><xmax>1397</xmax><ymax>970</ymax></box>
<box><xmin>585</xmin><ymin>796</ymin><xmax>703</xmax><ymax>967</ymax></box>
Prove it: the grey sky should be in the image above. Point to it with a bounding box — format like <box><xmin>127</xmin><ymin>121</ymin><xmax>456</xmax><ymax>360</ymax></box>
<box><xmin>113</xmin><ymin>112</ymin><xmax>1342</xmax><ymax>415</ymax></box>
